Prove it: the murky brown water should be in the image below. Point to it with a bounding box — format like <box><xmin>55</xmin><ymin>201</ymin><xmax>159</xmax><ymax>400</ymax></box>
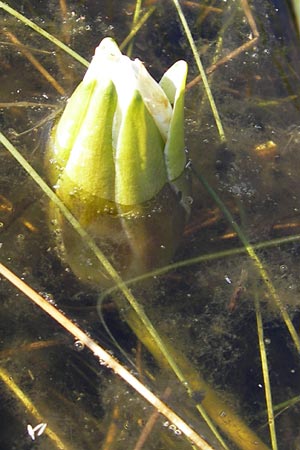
<box><xmin>1</xmin><ymin>1</ymin><xmax>300</xmax><ymax>449</ymax></box>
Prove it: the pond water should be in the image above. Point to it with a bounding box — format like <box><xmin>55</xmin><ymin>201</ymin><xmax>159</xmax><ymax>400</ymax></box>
<box><xmin>1</xmin><ymin>1</ymin><xmax>300</xmax><ymax>449</ymax></box>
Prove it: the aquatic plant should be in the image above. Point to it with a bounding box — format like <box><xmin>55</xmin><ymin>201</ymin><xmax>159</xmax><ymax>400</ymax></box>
<box><xmin>1</xmin><ymin>1</ymin><xmax>300</xmax><ymax>450</ymax></box>
<box><xmin>46</xmin><ymin>37</ymin><xmax>190</xmax><ymax>284</ymax></box>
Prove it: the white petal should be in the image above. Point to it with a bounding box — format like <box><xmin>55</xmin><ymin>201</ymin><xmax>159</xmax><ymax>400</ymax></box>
<box><xmin>159</xmin><ymin>61</ymin><xmax>188</xmax><ymax>180</ymax></box>
<box><xmin>110</xmin><ymin>55</ymin><xmax>140</xmax><ymax>151</ymax></box>
<box><xmin>111</xmin><ymin>55</ymin><xmax>140</xmax><ymax>114</ymax></box>
<box><xmin>133</xmin><ymin>59</ymin><xmax>172</xmax><ymax>141</ymax></box>
<box><xmin>84</xmin><ymin>39</ymin><xmax>172</xmax><ymax>143</ymax></box>
<box><xmin>84</xmin><ymin>37</ymin><xmax>122</xmax><ymax>84</ymax></box>
<box><xmin>159</xmin><ymin>60</ymin><xmax>188</xmax><ymax>105</ymax></box>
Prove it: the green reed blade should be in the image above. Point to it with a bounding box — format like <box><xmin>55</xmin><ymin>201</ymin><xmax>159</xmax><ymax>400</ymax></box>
<box><xmin>171</xmin><ymin>0</ymin><xmax>226</xmax><ymax>143</ymax></box>
<box><xmin>254</xmin><ymin>292</ymin><xmax>278</xmax><ymax>450</ymax></box>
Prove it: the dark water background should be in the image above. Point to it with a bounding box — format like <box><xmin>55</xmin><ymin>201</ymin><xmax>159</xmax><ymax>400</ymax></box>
<box><xmin>1</xmin><ymin>1</ymin><xmax>300</xmax><ymax>449</ymax></box>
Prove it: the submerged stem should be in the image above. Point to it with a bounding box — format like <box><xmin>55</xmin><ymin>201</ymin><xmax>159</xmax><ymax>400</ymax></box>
<box><xmin>254</xmin><ymin>293</ymin><xmax>278</xmax><ymax>450</ymax></box>
<box><xmin>121</xmin><ymin>6</ymin><xmax>156</xmax><ymax>52</ymax></box>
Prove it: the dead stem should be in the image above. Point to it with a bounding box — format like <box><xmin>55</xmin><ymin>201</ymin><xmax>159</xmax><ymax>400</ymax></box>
<box><xmin>102</xmin><ymin>405</ymin><xmax>120</xmax><ymax>450</ymax></box>
<box><xmin>186</xmin><ymin>0</ymin><xmax>259</xmax><ymax>90</ymax></box>
<box><xmin>133</xmin><ymin>387</ymin><xmax>172</xmax><ymax>450</ymax></box>
<box><xmin>3</xmin><ymin>30</ymin><xmax>65</xmax><ymax>95</ymax></box>
<box><xmin>58</xmin><ymin>0</ymin><xmax>71</xmax><ymax>45</ymax></box>
<box><xmin>0</xmin><ymin>39</ymin><xmax>54</xmax><ymax>54</ymax></box>
<box><xmin>59</xmin><ymin>0</ymin><xmax>67</xmax><ymax>18</ymax></box>
<box><xmin>228</xmin><ymin>268</ymin><xmax>248</xmax><ymax>312</ymax></box>
<box><xmin>183</xmin><ymin>1</ymin><xmax>223</xmax><ymax>14</ymax></box>
<box><xmin>145</xmin><ymin>0</ymin><xmax>222</xmax><ymax>14</ymax></box>
<box><xmin>0</xmin><ymin>101</ymin><xmax>57</xmax><ymax>108</ymax></box>
<box><xmin>0</xmin><ymin>339</ymin><xmax>60</xmax><ymax>359</ymax></box>
<box><xmin>135</xmin><ymin>340</ymin><xmax>146</xmax><ymax>383</ymax></box>
<box><xmin>194</xmin><ymin>0</ymin><xmax>222</xmax><ymax>26</ymax></box>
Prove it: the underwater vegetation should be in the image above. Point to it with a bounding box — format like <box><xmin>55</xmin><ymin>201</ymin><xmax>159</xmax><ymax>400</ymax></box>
<box><xmin>1</xmin><ymin>1</ymin><xmax>300</xmax><ymax>449</ymax></box>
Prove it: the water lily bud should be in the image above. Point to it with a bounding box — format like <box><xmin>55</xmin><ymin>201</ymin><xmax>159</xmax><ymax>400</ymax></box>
<box><xmin>46</xmin><ymin>38</ymin><xmax>190</xmax><ymax>285</ymax></box>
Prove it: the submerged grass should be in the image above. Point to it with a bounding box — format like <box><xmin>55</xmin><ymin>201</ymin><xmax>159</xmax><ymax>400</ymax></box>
<box><xmin>4</xmin><ymin>29</ymin><xmax>66</xmax><ymax>95</ymax></box>
<box><xmin>121</xmin><ymin>5</ymin><xmax>156</xmax><ymax>53</ymax></box>
<box><xmin>193</xmin><ymin>168</ymin><xmax>300</xmax><ymax>352</ymax></box>
<box><xmin>0</xmin><ymin>124</ymin><xmax>270</xmax><ymax>450</ymax></box>
<box><xmin>254</xmin><ymin>292</ymin><xmax>278</xmax><ymax>450</ymax></box>
<box><xmin>1</xmin><ymin>0</ymin><xmax>299</xmax><ymax>449</ymax></box>
<box><xmin>0</xmin><ymin>131</ymin><xmax>192</xmax><ymax>402</ymax></box>
<box><xmin>0</xmin><ymin>262</ymin><xmax>214</xmax><ymax>450</ymax></box>
<box><xmin>99</xmin><ymin>231</ymin><xmax>300</xmax><ymax>293</ymax></box>
<box><xmin>171</xmin><ymin>0</ymin><xmax>226</xmax><ymax>143</ymax></box>
<box><xmin>0</xmin><ymin>366</ymin><xmax>68</xmax><ymax>450</ymax></box>
<box><xmin>0</xmin><ymin>1</ymin><xmax>89</xmax><ymax>67</ymax></box>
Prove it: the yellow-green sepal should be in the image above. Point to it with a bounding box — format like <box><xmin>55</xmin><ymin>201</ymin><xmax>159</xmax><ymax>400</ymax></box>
<box><xmin>159</xmin><ymin>60</ymin><xmax>188</xmax><ymax>181</ymax></box>
<box><xmin>115</xmin><ymin>90</ymin><xmax>167</xmax><ymax>206</ymax></box>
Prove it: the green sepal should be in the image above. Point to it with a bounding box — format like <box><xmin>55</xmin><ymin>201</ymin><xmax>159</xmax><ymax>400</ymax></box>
<box><xmin>159</xmin><ymin>60</ymin><xmax>188</xmax><ymax>181</ymax></box>
<box><xmin>57</xmin><ymin>79</ymin><xmax>117</xmax><ymax>209</ymax></box>
<box><xmin>115</xmin><ymin>90</ymin><xmax>167</xmax><ymax>205</ymax></box>
<box><xmin>47</xmin><ymin>80</ymin><xmax>95</xmax><ymax>185</ymax></box>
